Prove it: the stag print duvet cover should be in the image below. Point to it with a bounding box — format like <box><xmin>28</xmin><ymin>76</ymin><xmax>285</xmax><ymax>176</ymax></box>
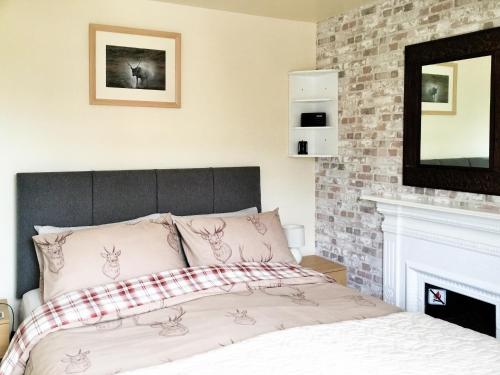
<box><xmin>0</xmin><ymin>263</ymin><xmax>398</xmax><ymax>375</ymax></box>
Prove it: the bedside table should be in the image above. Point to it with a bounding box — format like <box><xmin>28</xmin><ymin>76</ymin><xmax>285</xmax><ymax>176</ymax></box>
<box><xmin>0</xmin><ymin>299</ymin><xmax>10</xmax><ymax>360</ymax></box>
<box><xmin>300</xmin><ymin>255</ymin><xmax>347</xmax><ymax>286</ymax></box>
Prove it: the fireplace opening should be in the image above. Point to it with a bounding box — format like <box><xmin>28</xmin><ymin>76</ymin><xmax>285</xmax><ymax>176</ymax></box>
<box><xmin>425</xmin><ymin>283</ymin><xmax>496</xmax><ymax>338</ymax></box>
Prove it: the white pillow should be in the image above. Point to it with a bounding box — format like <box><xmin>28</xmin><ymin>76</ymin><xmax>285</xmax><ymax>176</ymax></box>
<box><xmin>34</xmin><ymin>213</ymin><xmax>161</xmax><ymax>234</ymax></box>
<box><xmin>19</xmin><ymin>288</ymin><xmax>43</xmax><ymax>322</ymax></box>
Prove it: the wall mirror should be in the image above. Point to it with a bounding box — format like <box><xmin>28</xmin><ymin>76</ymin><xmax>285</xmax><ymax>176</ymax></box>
<box><xmin>403</xmin><ymin>27</ymin><xmax>500</xmax><ymax>195</ymax></box>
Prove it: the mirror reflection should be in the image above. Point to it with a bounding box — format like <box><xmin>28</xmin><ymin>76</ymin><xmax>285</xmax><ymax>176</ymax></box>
<box><xmin>420</xmin><ymin>55</ymin><xmax>491</xmax><ymax>168</ymax></box>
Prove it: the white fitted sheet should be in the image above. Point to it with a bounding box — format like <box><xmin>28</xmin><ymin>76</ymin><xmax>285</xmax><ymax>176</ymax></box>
<box><xmin>19</xmin><ymin>289</ymin><xmax>43</xmax><ymax>323</ymax></box>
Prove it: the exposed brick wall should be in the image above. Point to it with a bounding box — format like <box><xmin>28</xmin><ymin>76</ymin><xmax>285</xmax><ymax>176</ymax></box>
<box><xmin>315</xmin><ymin>0</ymin><xmax>500</xmax><ymax>297</ymax></box>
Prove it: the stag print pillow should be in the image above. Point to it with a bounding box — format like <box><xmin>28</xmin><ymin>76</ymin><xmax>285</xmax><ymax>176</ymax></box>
<box><xmin>33</xmin><ymin>214</ymin><xmax>187</xmax><ymax>302</ymax></box>
<box><xmin>174</xmin><ymin>209</ymin><xmax>296</xmax><ymax>267</ymax></box>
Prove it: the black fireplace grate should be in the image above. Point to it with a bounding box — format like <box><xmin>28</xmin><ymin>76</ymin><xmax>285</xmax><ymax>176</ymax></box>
<box><xmin>425</xmin><ymin>283</ymin><xmax>496</xmax><ymax>338</ymax></box>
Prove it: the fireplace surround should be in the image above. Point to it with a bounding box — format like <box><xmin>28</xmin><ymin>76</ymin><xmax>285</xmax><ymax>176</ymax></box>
<box><xmin>362</xmin><ymin>194</ymin><xmax>500</xmax><ymax>338</ymax></box>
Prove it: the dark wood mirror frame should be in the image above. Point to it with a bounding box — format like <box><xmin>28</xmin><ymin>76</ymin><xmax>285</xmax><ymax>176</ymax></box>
<box><xmin>403</xmin><ymin>27</ymin><xmax>500</xmax><ymax>195</ymax></box>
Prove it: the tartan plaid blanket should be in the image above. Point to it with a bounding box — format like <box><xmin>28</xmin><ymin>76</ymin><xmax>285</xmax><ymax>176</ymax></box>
<box><xmin>0</xmin><ymin>262</ymin><xmax>321</xmax><ymax>375</ymax></box>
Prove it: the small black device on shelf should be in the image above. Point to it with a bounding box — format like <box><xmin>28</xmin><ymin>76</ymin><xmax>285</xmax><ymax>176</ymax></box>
<box><xmin>300</xmin><ymin>112</ymin><xmax>326</xmax><ymax>127</ymax></box>
<box><xmin>298</xmin><ymin>141</ymin><xmax>308</xmax><ymax>155</ymax></box>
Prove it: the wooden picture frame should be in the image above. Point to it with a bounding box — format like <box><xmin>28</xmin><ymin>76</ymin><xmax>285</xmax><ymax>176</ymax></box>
<box><xmin>421</xmin><ymin>63</ymin><xmax>457</xmax><ymax>116</ymax></box>
<box><xmin>89</xmin><ymin>24</ymin><xmax>181</xmax><ymax>108</ymax></box>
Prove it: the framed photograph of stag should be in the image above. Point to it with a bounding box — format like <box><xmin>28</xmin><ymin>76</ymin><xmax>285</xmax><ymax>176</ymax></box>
<box><xmin>89</xmin><ymin>24</ymin><xmax>181</xmax><ymax>108</ymax></box>
<box><xmin>421</xmin><ymin>63</ymin><xmax>457</xmax><ymax>115</ymax></box>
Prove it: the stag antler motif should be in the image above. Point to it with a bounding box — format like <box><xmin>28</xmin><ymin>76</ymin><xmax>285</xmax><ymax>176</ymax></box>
<box><xmin>34</xmin><ymin>231</ymin><xmax>73</xmax><ymax>273</ymax></box>
<box><xmin>127</xmin><ymin>57</ymin><xmax>149</xmax><ymax>89</ymax></box>
<box><xmin>219</xmin><ymin>339</ymin><xmax>235</xmax><ymax>347</ymax></box>
<box><xmin>238</xmin><ymin>243</ymin><xmax>273</xmax><ymax>263</ymax></box>
<box><xmin>246</xmin><ymin>215</ymin><xmax>267</xmax><ymax>235</ymax></box>
<box><xmin>255</xmin><ymin>280</ymin><xmax>284</xmax><ymax>290</ymax></box>
<box><xmin>242</xmin><ymin>280</ymin><xmax>283</xmax><ymax>296</ymax></box>
<box><xmin>218</xmin><ymin>284</ymin><xmax>235</xmax><ymax>293</ymax></box>
<box><xmin>62</xmin><ymin>349</ymin><xmax>91</xmax><ymax>374</ymax></box>
<box><xmin>101</xmin><ymin>246</ymin><xmax>121</xmax><ymax>280</ymax></box>
<box><xmin>226</xmin><ymin>309</ymin><xmax>256</xmax><ymax>325</ymax></box>
<box><xmin>261</xmin><ymin>286</ymin><xmax>319</xmax><ymax>306</ymax></box>
<box><xmin>232</xmin><ymin>282</ymin><xmax>255</xmax><ymax>296</ymax></box>
<box><xmin>96</xmin><ymin>319</ymin><xmax>122</xmax><ymax>331</ymax></box>
<box><xmin>218</xmin><ymin>282</ymin><xmax>255</xmax><ymax>296</ymax></box>
<box><xmin>83</xmin><ymin>315</ymin><xmax>123</xmax><ymax>331</ymax></box>
<box><xmin>151</xmin><ymin>217</ymin><xmax>181</xmax><ymax>253</ymax></box>
<box><xmin>134</xmin><ymin>307</ymin><xmax>189</xmax><ymax>337</ymax></box>
<box><xmin>276</xmin><ymin>323</ymin><xmax>286</xmax><ymax>330</ymax></box>
<box><xmin>343</xmin><ymin>295</ymin><xmax>376</xmax><ymax>307</ymax></box>
<box><xmin>188</xmin><ymin>219</ymin><xmax>232</xmax><ymax>263</ymax></box>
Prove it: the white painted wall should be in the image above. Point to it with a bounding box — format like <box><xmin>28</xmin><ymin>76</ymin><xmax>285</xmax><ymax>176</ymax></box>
<box><xmin>421</xmin><ymin>56</ymin><xmax>491</xmax><ymax>160</ymax></box>
<box><xmin>0</xmin><ymin>0</ymin><xmax>317</xmax><ymax>307</ymax></box>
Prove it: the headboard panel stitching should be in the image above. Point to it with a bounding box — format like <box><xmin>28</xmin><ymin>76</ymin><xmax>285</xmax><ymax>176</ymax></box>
<box><xmin>91</xmin><ymin>171</ymin><xmax>95</xmax><ymax>225</ymax></box>
<box><xmin>211</xmin><ymin>168</ymin><xmax>215</xmax><ymax>213</ymax></box>
<box><xmin>154</xmin><ymin>170</ymin><xmax>159</xmax><ymax>214</ymax></box>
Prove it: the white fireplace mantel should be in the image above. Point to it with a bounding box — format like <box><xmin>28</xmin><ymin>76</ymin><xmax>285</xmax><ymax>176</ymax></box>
<box><xmin>362</xmin><ymin>194</ymin><xmax>500</xmax><ymax>338</ymax></box>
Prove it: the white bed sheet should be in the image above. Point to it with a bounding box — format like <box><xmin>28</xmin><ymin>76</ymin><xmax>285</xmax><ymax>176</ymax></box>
<box><xmin>19</xmin><ymin>289</ymin><xmax>42</xmax><ymax>323</ymax></box>
<box><xmin>122</xmin><ymin>312</ymin><xmax>500</xmax><ymax>375</ymax></box>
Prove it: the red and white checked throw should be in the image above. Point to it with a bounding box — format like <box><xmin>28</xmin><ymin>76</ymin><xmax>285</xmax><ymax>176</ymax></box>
<box><xmin>0</xmin><ymin>262</ymin><xmax>322</xmax><ymax>375</ymax></box>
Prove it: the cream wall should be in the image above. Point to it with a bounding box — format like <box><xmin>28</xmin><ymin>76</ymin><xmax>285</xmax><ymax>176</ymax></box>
<box><xmin>0</xmin><ymin>0</ymin><xmax>316</xmax><ymax>306</ymax></box>
<box><xmin>421</xmin><ymin>56</ymin><xmax>491</xmax><ymax>160</ymax></box>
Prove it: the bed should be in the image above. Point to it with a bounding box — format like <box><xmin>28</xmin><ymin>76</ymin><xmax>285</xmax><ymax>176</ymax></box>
<box><xmin>1</xmin><ymin>167</ymin><xmax>499</xmax><ymax>375</ymax></box>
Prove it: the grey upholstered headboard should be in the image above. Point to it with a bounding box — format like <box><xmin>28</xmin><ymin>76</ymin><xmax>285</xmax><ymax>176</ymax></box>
<box><xmin>16</xmin><ymin>167</ymin><xmax>261</xmax><ymax>298</ymax></box>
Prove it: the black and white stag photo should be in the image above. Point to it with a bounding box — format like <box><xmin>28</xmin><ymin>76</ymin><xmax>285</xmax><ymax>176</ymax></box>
<box><xmin>106</xmin><ymin>45</ymin><xmax>166</xmax><ymax>90</ymax></box>
<box><xmin>422</xmin><ymin>73</ymin><xmax>450</xmax><ymax>103</ymax></box>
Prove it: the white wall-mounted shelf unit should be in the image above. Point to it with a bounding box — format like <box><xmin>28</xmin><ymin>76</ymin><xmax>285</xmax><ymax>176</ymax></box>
<box><xmin>288</xmin><ymin>69</ymin><xmax>338</xmax><ymax>158</ymax></box>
